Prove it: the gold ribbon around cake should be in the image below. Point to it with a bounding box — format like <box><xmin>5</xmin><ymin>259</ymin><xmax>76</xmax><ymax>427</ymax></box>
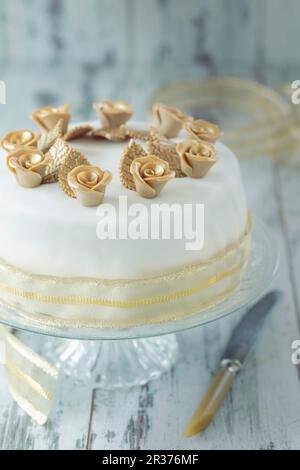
<box><xmin>0</xmin><ymin>219</ymin><xmax>251</xmax><ymax>329</ymax></box>
<box><xmin>0</xmin><ymin>219</ymin><xmax>250</xmax><ymax>424</ymax></box>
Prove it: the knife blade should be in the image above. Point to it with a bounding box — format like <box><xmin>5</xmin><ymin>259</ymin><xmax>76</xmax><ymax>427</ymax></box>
<box><xmin>184</xmin><ymin>290</ymin><xmax>281</xmax><ymax>437</ymax></box>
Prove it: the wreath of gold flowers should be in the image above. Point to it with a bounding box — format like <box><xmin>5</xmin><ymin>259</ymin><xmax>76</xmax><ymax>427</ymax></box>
<box><xmin>2</xmin><ymin>101</ymin><xmax>220</xmax><ymax>204</ymax></box>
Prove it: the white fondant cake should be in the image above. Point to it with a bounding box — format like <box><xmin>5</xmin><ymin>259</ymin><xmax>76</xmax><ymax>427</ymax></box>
<box><xmin>0</xmin><ymin>121</ymin><xmax>250</xmax><ymax>327</ymax></box>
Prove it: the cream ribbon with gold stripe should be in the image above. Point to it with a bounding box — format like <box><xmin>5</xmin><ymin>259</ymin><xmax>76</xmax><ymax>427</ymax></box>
<box><xmin>0</xmin><ymin>326</ymin><xmax>58</xmax><ymax>425</ymax></box>
<box><xmin>0</xmin><ymin>219</ymin><xmax>251</xmax><ymax>329</ymax></box>
<box><xmin>0</xmin><ymin>218</ymin><xmax>251</xmax><ymax>422</ymax></box>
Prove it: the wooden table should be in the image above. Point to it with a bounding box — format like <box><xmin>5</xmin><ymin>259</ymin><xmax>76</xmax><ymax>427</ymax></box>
<box><xmin>0</xmin><ymin>66</ymin><xmax>300</xmax><ymax>450</ymax></box>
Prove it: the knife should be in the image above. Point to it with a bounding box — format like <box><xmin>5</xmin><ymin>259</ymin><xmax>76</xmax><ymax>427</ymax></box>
<box><xmin>184</xmin><ymin>290</ymin><xmax>281</xmax><ymax>437</ymax></box>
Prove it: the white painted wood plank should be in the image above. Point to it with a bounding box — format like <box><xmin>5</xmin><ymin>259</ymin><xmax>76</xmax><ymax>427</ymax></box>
<box><xmin>61</xmin><ymin>0</ymin><xmax>129</xmax><ymax>65</ymax></box>
<box><xmin>275</xmin><ymin>163</ymin><xmax>300</xmax><ymax>320</ymax></box>
<box><xmin>4</xmin><ymin>0</ymin><xmax>54</xmax><ymax>63</ymax></box>
<box><xmin>2</xmin><ymin>0</ymin><xmax>129</xmax><ymax>66</ymax></box>
<box><xmin>0</xmin><ymin>0</ymin><xmax>300</xmax><ymax>79</ymax></box>
<box><xmin>132</xmin><ymin>0</ymin><xmax>257</xmax><ymax>73</ymax></box>
<box><xmin>0</xmin><ymin>0</ymin><xmax>260</xmax><ymax>75</ymax></box>
<box><xmin>0</xmin><ymin>335</ymin><xmax>93</xmax><ymax>450</ymax></box>
<box><xmin>0</xmin><ymin>2</ymin><xmax>9</xmax><ymax>64</ymax></box>
<box><xmin>0</xmin><ymin>374</ymin><xmax>93</xmax><ymax>450</ymax></box>
<box><xmin>264</xmin><ymin>0</ymin><xmax>300</xmax><ymax>66</ymax></box>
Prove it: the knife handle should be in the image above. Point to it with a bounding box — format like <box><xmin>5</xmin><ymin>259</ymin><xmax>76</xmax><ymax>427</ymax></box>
<box><xmin>184</xmin><ymin>360</ymin><xmax>241</xmax><ymax>437</ymax></box>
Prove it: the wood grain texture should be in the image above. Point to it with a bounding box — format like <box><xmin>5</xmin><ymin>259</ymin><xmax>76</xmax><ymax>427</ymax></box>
<box><xmin>0</xmin><ymin>0</ymin><xmax>300</xmax><ymax>451</ymax></box>
<box><xmin>264</xmin><ymin>0</ymin><xmax>300</xmax><ymax>66</ymax></box>
<box><xmin>0</xmin><ymin>0</ymin><xmax>299</xmax><ymax>76</ymax></box>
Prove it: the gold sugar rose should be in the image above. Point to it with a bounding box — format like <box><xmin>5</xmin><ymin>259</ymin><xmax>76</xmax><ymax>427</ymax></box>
<box><xmin>153</xmin><ymin>103</ymin><xmax>191</xmax><ymax>139</ymax></box>
<box><xmin>93</xmin><ymin>101</ymin><xmax>133</xmax><ymax>130</ymax></box>
<box><xmin>7</xmin><ymin>148</ymin><xmax>49</xmax><ymax>188</ymax></box>
<box><xmin>184</xmin><ymin>119</ymin><xmax>220</xmax><ymax>143</ymax></box>
<box><xmin>1</xmin><ymin>129</ymin><xmax>38</xmax><ymax>152</ymax></box>
<box><xmin>176</xmin><ymin>139</ymin><xmax>217</xmax><ymax>178</ymax></box>
<box><xmin>67</xmin><ymin>165</ymin><xmax>112</xmax><ymax>207</ymax></box>
<box><xmin>130</xmin><ymin>155</ymin><xmax>175</xmax><ymax>198</ymax></box>
<box><xmin>31</xmin><ymin>104</ymin><xmax>71</xmax><ymax>134</ymax></box>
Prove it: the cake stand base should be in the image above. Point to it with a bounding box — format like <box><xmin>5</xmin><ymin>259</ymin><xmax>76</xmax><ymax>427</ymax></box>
<box><xmin>42</xmin><ymin>335</ymin><xmax>179</xmax><ymax>389</ymax></box>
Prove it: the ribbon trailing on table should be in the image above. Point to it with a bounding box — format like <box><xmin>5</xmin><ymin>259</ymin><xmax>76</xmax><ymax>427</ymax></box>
<box><xmin>0</xmin><ymin>326</ymin><xmax>58</xmax><ymax>425</ymax></box>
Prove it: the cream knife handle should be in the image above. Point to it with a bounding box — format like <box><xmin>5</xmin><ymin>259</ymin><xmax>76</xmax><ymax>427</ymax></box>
<box><xmin>184</xmin><ymin>359</ymin><xmax>242</xmax><ymax>437</ymax></box>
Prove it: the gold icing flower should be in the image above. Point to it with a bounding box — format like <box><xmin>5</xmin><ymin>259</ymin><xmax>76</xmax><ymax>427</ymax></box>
<box><xmin>93</xmin><ymin>101</ymin><xmax>133</xmax><ymax>130</ymax></box>
<box><xmin>31</xmin><ymin>104</ymin><xmax>71</xmax><ymax>134</ymax></box>
<box><xmin>184</xmin><ymin>119</ymin><xmax>220</xmax><ymax>143</ymax></box>
<box><xmin>67</xmin><ymin>165</ymin><xmax>112</xmax><ymax>207</ymax></box>
<box><xmin>1</xmin><ymin>129</ymin><xmax>38</xmax><ymax>152</ymax></box>
<box><xmin>176</xmin><ymin>139</ymin><xmax>216</xmax><ymax>178</ymax></box>
<box><xmin>130</xmin><ymin>155</ymin><xmax>175</xmax><ymax>198</ymax></box>
<box><xmin>7</xmin><ymin>148</ymin><xmax>49</xmax><ymax>188</ymax></box>
<box><xmin>153</xmin><ymin>103</ymin><xmax>191</xmax><ymax>139</ymax></box>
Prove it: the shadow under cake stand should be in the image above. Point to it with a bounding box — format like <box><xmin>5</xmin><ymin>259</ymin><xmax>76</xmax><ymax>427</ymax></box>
<box><xmin>0</xmin><ymin>217</ymin><xmax>278</xmax><ymax>389</ymax></box>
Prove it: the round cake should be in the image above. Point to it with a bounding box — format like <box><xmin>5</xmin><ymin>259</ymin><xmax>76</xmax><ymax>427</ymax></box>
<box><xmin>0</xmin><ymin>106</ymin><xmax>251</xmax><ymax>328</ymax></box>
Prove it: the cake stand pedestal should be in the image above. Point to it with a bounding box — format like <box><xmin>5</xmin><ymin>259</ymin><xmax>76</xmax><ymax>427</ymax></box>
<box><xmin>41</xmin><ymin>335</ymin><xmax>179</xmax><ymax>389</ymax></box>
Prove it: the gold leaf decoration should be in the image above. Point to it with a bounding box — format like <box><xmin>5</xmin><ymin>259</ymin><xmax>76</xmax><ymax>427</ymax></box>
<box><xmin>37</xmin><ymin>119</ymin><xmax>65</xmax><ymax>154</ymax></box>
<box><xmin>124</xmin><ymin>127</ymin><xmax>151</xmax><ymax>142</ymax></box>
<box><xmin>64</xmin><ymin>124</ymin><xmax>94</xmax><ymax>141</ymax></box>
<box><xmin>42</xmin><ymin>173</ymin><xmax>59</xmax><ymax>185</ymax></box>
<box><xmin>58</xmin><ymin>148</ymin><xmax>89</xmax><ymax>198</ymax></box>
<box><xmin>119</xmin><ymin>139</ymin><xmax>147</xmax><ymax>191</ymax></box>
<box><xmin>91</xmin><ymin>126</ymin><xmax>129</xmax><ymax>142</ymax></box>
<box><xmin>44</xmin><ymin>138</ymin><xmax>70</xmax><ymax>182</ymax></box>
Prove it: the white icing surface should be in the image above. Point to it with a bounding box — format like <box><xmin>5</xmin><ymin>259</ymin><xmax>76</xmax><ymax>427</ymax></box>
<box><xmin>0</xmin><ymin>121</ymin><xmax>248</xmax><ymax>279</ymax></box>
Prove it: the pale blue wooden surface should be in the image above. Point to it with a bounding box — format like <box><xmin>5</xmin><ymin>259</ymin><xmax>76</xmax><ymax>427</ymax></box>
<box><xmin>1</xmin><ymin>0</ymin><xmax>300</xmax><ymax>134</ymax></box>
<box><xmin>0</xmin><ymin>0</ymin><xmax>300</xmax><ymax>451</ymax></box>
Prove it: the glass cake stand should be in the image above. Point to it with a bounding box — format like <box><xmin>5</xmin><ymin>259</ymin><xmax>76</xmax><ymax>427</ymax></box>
<box><xmin>0</xmin><ymin>217</ymin><xmax>278</xmax><ymax>389</ymax></box>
